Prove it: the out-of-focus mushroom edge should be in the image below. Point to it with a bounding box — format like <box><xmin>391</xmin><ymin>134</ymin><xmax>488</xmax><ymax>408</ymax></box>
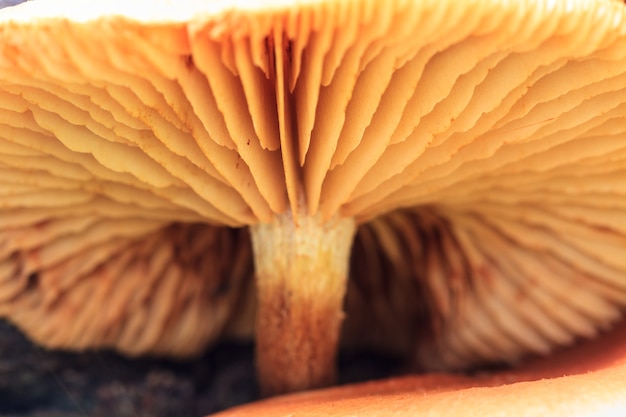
<box><xmin>1</xmin><ymin>0</ymin><xmax>626</xmax><ymax>402</ymax></box>
<box><xmin>213</xmin><ymin>319</ymin><xmax>626</xmax><ymax>417</ymax></box>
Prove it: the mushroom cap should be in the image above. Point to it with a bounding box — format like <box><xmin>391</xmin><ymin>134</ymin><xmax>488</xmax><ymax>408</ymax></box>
<box><xmin>1</xmin><ymin>0</ymin><xmax>626</xmax><ymax>369</ymax></box>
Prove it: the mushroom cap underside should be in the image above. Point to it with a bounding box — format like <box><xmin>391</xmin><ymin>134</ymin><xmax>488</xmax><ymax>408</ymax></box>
<box><xmin>1</xmin><ymin>0</ymin><xmax>626</xmax><ymax>370</ymax></box>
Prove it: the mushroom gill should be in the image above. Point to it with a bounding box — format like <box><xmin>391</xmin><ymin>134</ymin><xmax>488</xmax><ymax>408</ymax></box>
<box><xmin>1</xmin><ymin>0</ymin><xmax>626</xmax><ymax>398</ymax></box>
<box><xmin>345</xmin><ymin>204</ymin><xmax>626</xmax><ymax>370</ymax></box>
<box><xmin>0</xmin><ymin>217</ymin><xmax>252</xmax><ymax>356</ymax></box>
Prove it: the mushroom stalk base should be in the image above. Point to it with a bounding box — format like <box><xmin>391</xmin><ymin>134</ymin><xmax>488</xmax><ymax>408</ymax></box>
<box><xmin>250</xmin><ymin>209</ymin><xmax>356</xmax><ymax>396</ymax></box>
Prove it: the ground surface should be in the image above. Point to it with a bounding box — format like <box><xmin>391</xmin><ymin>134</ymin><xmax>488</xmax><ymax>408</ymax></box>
<box><xmin>0</xmin><ymin>321</ymin><xmax>402</xmax><ymax>417</ymax></box>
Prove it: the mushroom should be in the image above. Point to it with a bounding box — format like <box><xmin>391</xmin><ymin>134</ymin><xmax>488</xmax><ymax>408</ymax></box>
<box><xmin>1</xmin><ymin>0</ymin><xmax>626</xmax><ymax>402</ymax></box>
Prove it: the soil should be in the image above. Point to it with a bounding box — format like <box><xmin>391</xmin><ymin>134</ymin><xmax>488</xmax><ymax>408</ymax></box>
<box><xmin>0</xmin><ymin>321</ymin><xmax>403</xmax><ymax>417</ymax></box>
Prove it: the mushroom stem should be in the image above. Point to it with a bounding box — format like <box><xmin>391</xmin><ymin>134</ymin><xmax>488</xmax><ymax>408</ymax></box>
<box><xmin>250</xmin><ymin>205</ymin><xmax>356</xmax><ymax>396</ymax></box>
